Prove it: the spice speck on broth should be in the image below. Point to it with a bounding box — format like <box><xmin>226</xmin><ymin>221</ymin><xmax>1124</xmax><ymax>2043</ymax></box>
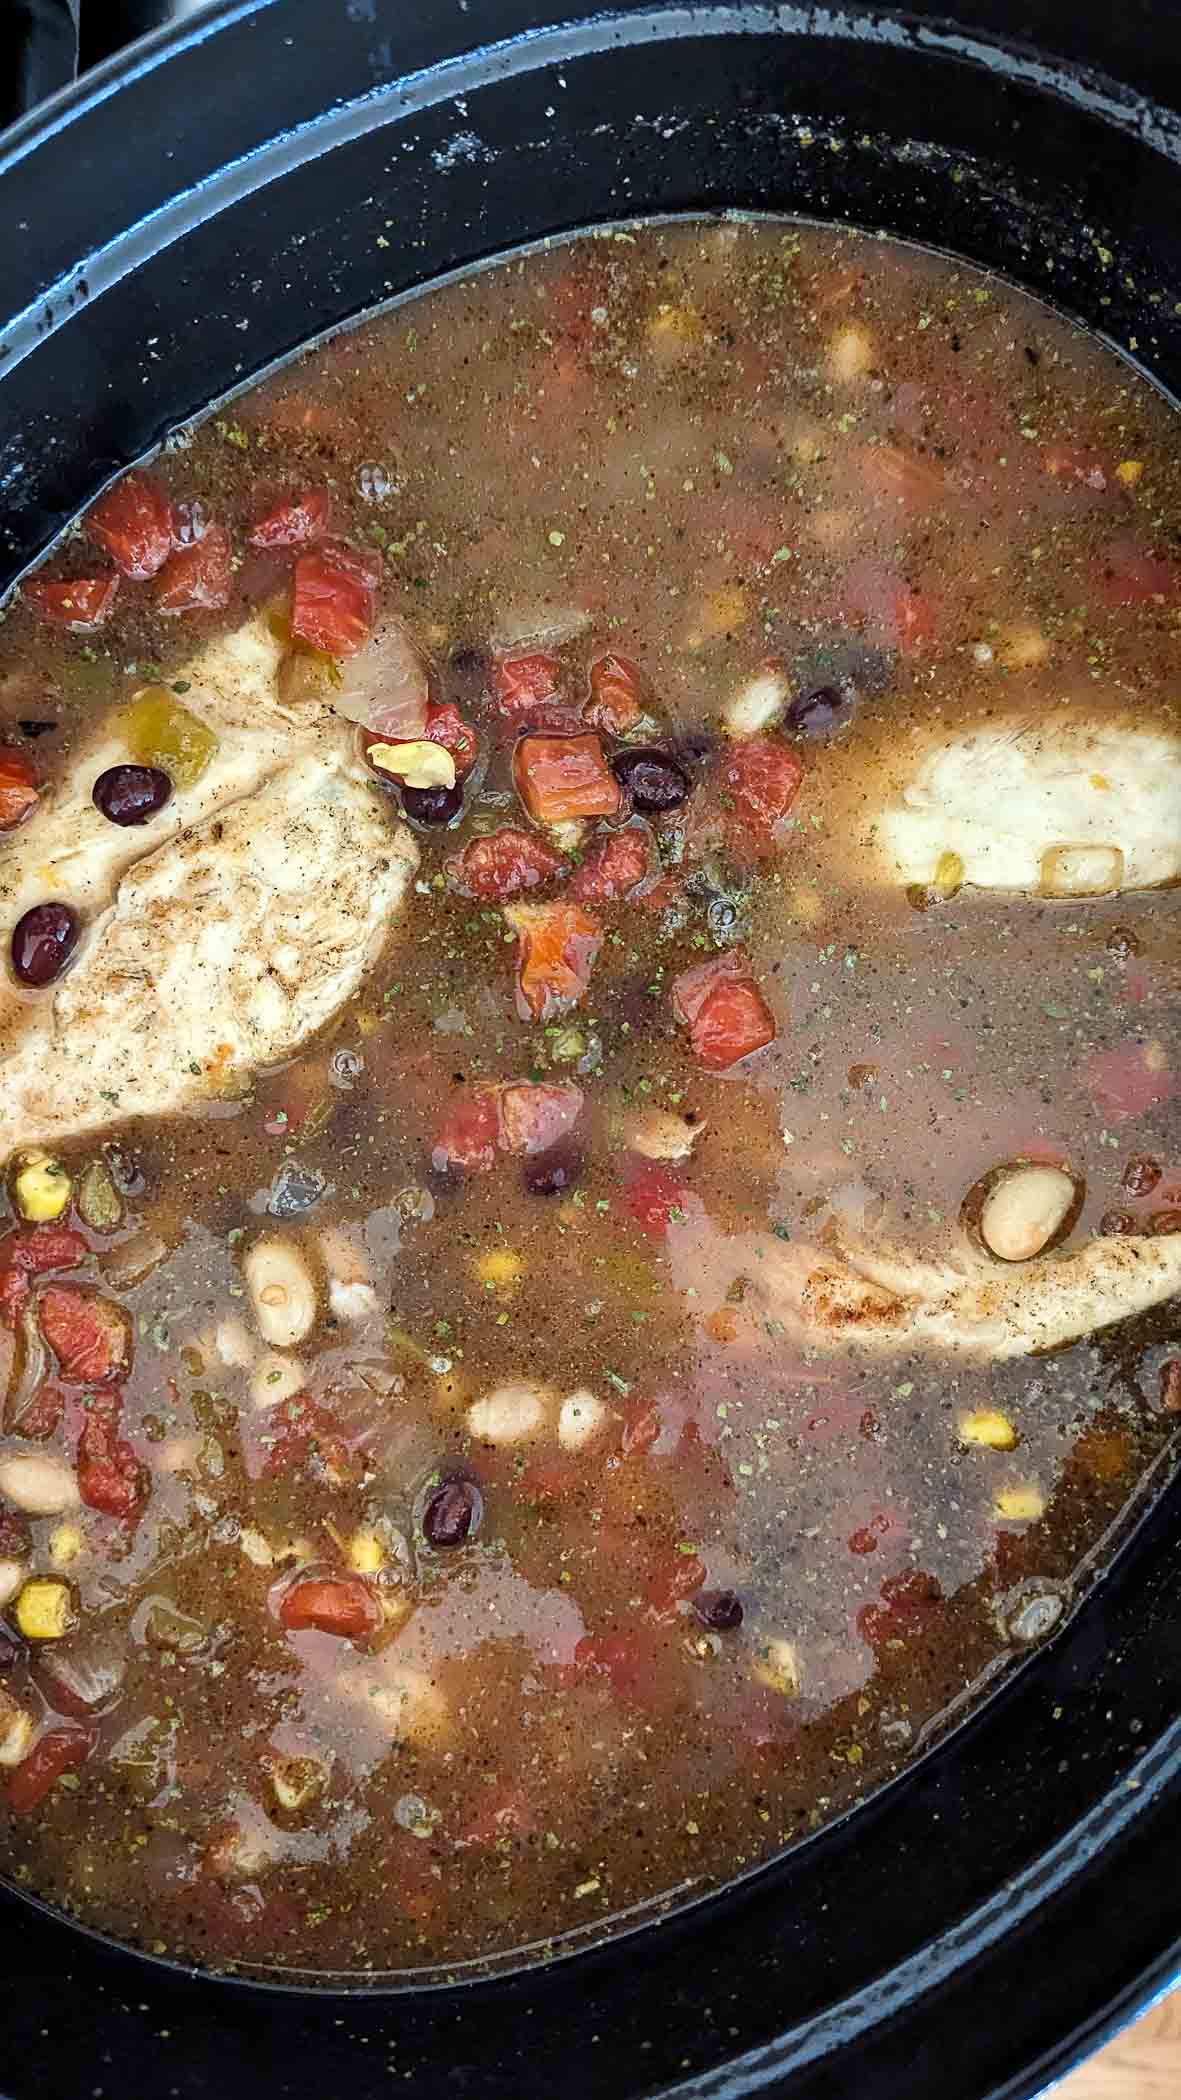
<box><xmin>0</xmin><ymin>217</ymin><xmax>1177</xmax><ymax>1979</ymax></box>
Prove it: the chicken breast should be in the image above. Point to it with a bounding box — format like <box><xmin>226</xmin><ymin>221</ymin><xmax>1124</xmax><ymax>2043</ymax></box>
<box><xmin>0</xmin><ymin>745</ymin><xmax>416</xmax><ymax>1159</ymax></box>
<box><xmin>861</xmin><ymin>712</ymin><xmax>1181</xmax><ymax>896</ymax></box>
<box><xmin>693</xmin><ymin>1224</ymin><xmax>1181</xmax><ymax>1359</ymax></box>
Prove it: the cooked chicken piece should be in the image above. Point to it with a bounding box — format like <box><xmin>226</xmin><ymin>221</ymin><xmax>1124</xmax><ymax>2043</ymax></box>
<box><xmin>0</xmin><ymin>745</ymin><xmax>416</xmax><ymax>1159</ymax></box>
<box><xmin>699</xmin><ymin>1224</ymin><xmax>1181</xmax><ymax>1359</ymax></box>
<box><xmin>856</xmin><ymin>712</ymin><xmax>1181</xmax><ymax>895</ymax></box>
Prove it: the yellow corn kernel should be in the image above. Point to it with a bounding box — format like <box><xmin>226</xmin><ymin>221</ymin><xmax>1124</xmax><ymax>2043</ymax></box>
<box><xmin>120</xmin><ymin>687</ymin><xmax>218</xmax><ymax>789</ymax></box>
<box><xmin>475</xmin><ymin>1248</ymin><xmax>524</xmax><ymax>1290</ymax></box>
<box><xmin>959</xmin><ymin>1408</ymin><xmax>1018</xmax><ymax>1451</ymax></box>
<box><xmin>15</xmin><ymin>1577</ymin><xmax>76</xmax><ymax>1641</ymax></box>
<box><xmin>1116</xmin><ymin>459</ymin><xmax>1144</xmax><ymax>487</ymax></box>
<box><xmin>48</xmin><ymin>1524</ymin><xmax>84</xmax><ymax>1569</ymax></box>
<box><xmin>367</xmin><ymin>740</ymin><xmax>456</xmax><ymax>790</ymax></box>
<box><xmin>13</xmin><ymin>1151</ymin><xmax>72</xmax><ymax>1224</ymax></box>
<box><xmin>933</xmin><ymin>850</ymin><xmax>964</xmax><ymax>900</ymax></box>
<box><xmin>753</xmin><ymin>1637</ymin><xmax>802</xmax><ymax>1697</ymax></box>
<box><xmin>348</xmin><ymin>1529</ymin><xmax>387</xmax><ymax>1576</ymax></box>
<box><xmin>994</xmin><ymin>1482</ymin><xmax>1046</xmax><ymax>1522</ymax></box>
<box><xmin>686</xmin><ymin>585</ymin><xmax>750</xmax><ymax>648</ymax></box>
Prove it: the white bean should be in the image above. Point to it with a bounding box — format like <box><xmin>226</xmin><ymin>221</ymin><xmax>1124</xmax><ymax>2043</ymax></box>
<box><xmin>243</xmin><ymin>1235</ymin><xmax>318</xmax><ymax>1349</ymax></box>
<box><xmin>249</xmin><ymin>1354</ymin><xmax>309</xmax><ymax>1411</ymax></box>
<box><xmin>0</xmin><ymin>1450</ymin><xmax>80</xmax><ymax>1516</ymax></box>
<box><xmin>980</xmin><ymin>1166</ymin><xmax>1077</xmax><ymax>1263</ymax></box>
<box><xmin>723</xmin><ymin>663</ymin><xmax>791</xmax><ymax>739</ymax></box>
<box><xmin>466</xmin><ymin>1382</ymin><xmax>552</xmax><ymax>1445</ymax></box>
<box><xmin>558</xmin><ymin>1389</ymin><xmax>609</xmax><ymax>1452</ymax></box>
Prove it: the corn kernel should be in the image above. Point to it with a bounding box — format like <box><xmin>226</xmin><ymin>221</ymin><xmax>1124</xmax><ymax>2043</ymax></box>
<box><xmin>753</xmin><ymin>1637</ymin><xmax>802</xmax><ymax>1697</ymax></box>
<box><xmin>15</xmin><ymin>1577</ymin><xmax>76</xmax><ymax>1641</ymax></box>
<box><xmin>994</xmin><ymin>1482</ymin><xmax>1046</xmax><ymax>1521</ymax></box>
<box><xmin>348</xmin><ymin>1528</ymin><xmax>387</xmax><ymax>1575</ymax></box>
<box><xmin>1116</xmin><ymin>459</ymin><xmax>1144</xmax><ymax>487</ymax></box>
<box><xmin>13</xmin><ymin>1151</ymin><xmax>72</xmax><ymax>1223</ymax></box>
<box><xmin>958</xmin><ymin>1408</ymin><xmax>1018</xmax><ymax>1451</ymax></box>
<box><xmin>475</xmin><ymin>1248</ymin><xmax>524</xmax><ymax>1290</ymax></box>
<box><xmin>48</xmin><ymin>1524</ymin><xmax>84</xmax><ymax>1569</ymax></box>
<box><xmin>933</xmin><ymin>850</ymin><xmax>964</xmax><ymax>900</ymax></box>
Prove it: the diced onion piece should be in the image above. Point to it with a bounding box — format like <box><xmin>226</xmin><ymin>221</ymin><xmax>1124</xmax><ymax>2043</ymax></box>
<box><xmin>994</xmin><ymin>1482</ymin><xmax>1046</xmax><ymax>1521</ymax></box>
<box><xmin>724</xmin><ymin>663</ymin><xmax>792</xmax><ymax>739</ymax></box>
<box><xmin>367</xmin><ymin>740</ymin><xmax>456</xmax><ymax>790</ymax></box>
<box><xmin>0</xmin><ymin>1558</ymin><xmax>27</xmax><ymax>1609</ymax></box>
<box><xmin>466</xmin><ymin>1382</ymin><xmax>551</xmax><ymax>1445</ymax></box>
<box><xmin>328</xmin><ymin>1278</ymin><xmax>379</xmax><ymax>1323</ymax></box>
<box><xmin>958</xmin><ymin>1408</ymin><xmax>1018</xmax><ymax>1451</ymax></box>
<box><xmin>239</xmin><ymin>1527</ymin><xmax>274</xmax><ymax>1567</ymax></box>
<box><xmin>753</xmin><ymin>1636</ymin><xmax>803</xmax><ymax>1696</ymax></box>
<box><xmin>1040</xmin><ymin>843</ymin><xmax>1125</xmax><ymax>898</ymax></box>
<box><xmin>15</xmin><ymin>1576</ymin><xmax>76</xmax><ymax>1641</ymax></box>
<box><xmin>331</xmin><ymin>614</ymin><xmax>428</xmax><ymax>738</ymax></box>
<box><xmin>249</xmin><ymin>1353</ymin><xmax>308</xmax><ymax>1410</ymax></box>
<box><xmin>626</xmin><ymin>1109</ymin><xmax>706</xmax><ymax>1161</ymax></box>
<box><xmin>356</xmin><ymin>1664</ymin><xmax>451</xmax><ymax>1748</ymax></box>
<box><xmin>557</xmin><ymin>1388</ymin><xmax>608</xmax><ymax>1452</ymax></box>
<box><xmin>212</xmin><ymin>1318</ymin><xmax>256</xmax><ymax>1370</ymax></box>
<box><xmin>12</xmin><ymin>1152</ymin><xmax>72</xmax><ymax>1224</ymax></box>
<box><xmin>979</xmin><ymin>1166</ymin><xmax>1077</xmax><ymax>1262</ymax></box>
<box><xmin>0</xmin><ymin>1689</ymin><xmax>34</xmax><ymax>1768</ymax></box>
<box><xmin>0</xmin><ymin>1450</ymin><xmax>80</xmax><ymax>1515</ymax></box>
<box><xmin>319</xmin><ymin>1227</ymin><xmax>379</xmax><ymax>1324</ymax></box>
<box><xmin>243</xmin><ymin>1235</ymin><xmax>318</xmax><ymax>1349</ymax></box>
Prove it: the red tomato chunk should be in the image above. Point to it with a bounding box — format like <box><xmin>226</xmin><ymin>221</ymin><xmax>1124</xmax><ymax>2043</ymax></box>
<box><xmin>7</xmin><ymin>1727</ymin><xmax>94</xmax><ymax>1815</ymax></box>
<box><xmin>39</xmin><ymin>1286</ymin><xmax>131</xmax><ymax>1385</ymax></box>
<box><xmin>720</xmin><ymin>737</ymin><xmax>803</xmax><ymax>859</ymax></box>
<box><xmin>568</xmin><ymin>823</ymin><xmax>653</xmax><ymax>903</ymax></box>
<box><xmin>499</xmin><ymin>1081</ymin><xmax>583</xmax><ymax>1156</ymax></box>
<box><xmin>77</xmin><ymin>1392</ymin><xmax>149</xmax><ymax>1519</ymax></box>
<box><xmin>87</xmin><ymin>471</ymin><xmax>174</xmax><ymax>578</ymax></box>
<box><xmin>503</xmin><ymin>900</ymin><xmax>602</xmax><ymax>1022</ymax></box>
<box><xmin>494</xmin><ymin>651</ymin><xmax>565</xmax><ymax>723</ymax></box>
<box><xmin>248</xmin><ymin>486</ymin><xmax>332</xmax><ymax>548</ymax></box>
<box><xmin>154</xmin><ymin>523</ymin><xmax>232</xmax><ymax>614</ymax></box>
<box><xmin>672</xmin><ymin>951</ymin><xmax>777</xmax><ymax>1071</ymax></box>
<box><xmin>0</xmin><ymin>747</ymin><xmax>39</xmax><ymax>831</ymax></box>
<box><xmin>291</xmin><ymin>539</ymin><xmax>381</xmax><ymax>657</ymax></box>
<box><xmin>446</xmin><ymin>826</ymin><xmax>568</xmax><ymax>901</ymax></box>
<box><xmin>432</xmin><ymin>1084</ymin><xmax>503</xmax><ymax>1173</ymax></box>
<box><xmin>22</xmin><ymin>575</ymin><xmax>119</xmax><ymax>630</ymax></box>
<box><xmin>0</xmin><ymin>1226</ymin><xmax>88</xmax><ymax>1325</ymax></box>
<box><xmin>584</xmin><ymin>652</ymin><xmax>645</xmax><ymax>735</ymax></box>
<box><xmin>279</xmin><ymin>1573</ymin><xmax>382</xmax><ymax>1639</ymax></box>
<box><xmin>514</xmin><ymin>733</ymin><xmax>622</xmax><ymax>826</ymax></box>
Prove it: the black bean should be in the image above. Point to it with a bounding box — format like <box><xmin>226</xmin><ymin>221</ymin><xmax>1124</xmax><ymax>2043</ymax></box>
<box><xmin>786</xmin><ymin>684</ymin><xmax>854</xmax><ymax>741</ymax></box>
<box><xmin>11</xmin><ymin>901</ymin><xmax>79</xmax><ymax>987</ymax></box>
<box><xmin>522</xmin><ymin>1139</ymin><xmax>583</xmax><ymax>1198</ymax></box>
<box><xmin>693</xmin><ymin>1589</ymin><xmax>744</xmax><ymax>1631</ymax></box>
<box><xmin>423</xmin><ymin>1476</ymin><xmax>482</xmax><ymax>1550</ymax></box>
<box><xmin>1122</xmin><ymin>1155</ymin><xmax>1161</xmax><ymax>1197</ymax></box>
<box><xmin>1099</xmin><ymin>1208</ymin><xmax>1137</xmax><ymax>1237</ymax></box>
<box><xmin>92</xmin><ymin>763</ymin><xmax>172</xmax><ymax>826</ymax></box>
<box><xmin>611</xmin><ymin>747</ymin><xmax>690</xmax><ymax>814</ymax></box>
<box><xmin>401</xmin><ymin>781</ymin><xmax>464</xmax><ymax>826</ymax></box>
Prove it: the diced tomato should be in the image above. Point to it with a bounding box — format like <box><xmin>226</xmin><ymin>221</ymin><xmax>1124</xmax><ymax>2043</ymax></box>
<box><xmin>620</xmin><ymin>1161</ymin><xmax>691</xmax><ymax>1241</ymax></box>
<box><xmin>0</xmin><ymin>1226</ymin><xmax>88</xmax><ymax>1326</ymax></box>
<box><xmin>499</xmin><ymin>1081</ymin><xmax>583</xmax><ymax>1156</ymax></box>
<box><xmin>38</xmin><ymin>1286</ymin><xmax>131</xmax><ymax>1385</ymax></box>
<box><xmin>77</xmin><ymin>1392</ymin><xmax>148</xmax><ymax>1519</ymax></box>
<box><xmin>424</xmin><ymin>702</ymin><xmax>478</xmax><ymax>780</ymax></box>
<box><xmin>432</xmin><ymin>1084</ymin><xmax>503</xmax><ymax>1173</ymax></box>
<box><xmin>513</xmin><ymin>732</ymin><xmax>621</xmax><ymax>827</ymax></box>
<box><xmin>503</xmin><ymin>900</ymin><xmax>602</xmax><ymax>1023</ymax></box>
<box><xmin>857</xmin><ymin>1569</ymin><xmax>942</xmax><ymax>1649</ymax></box>
<box><xmin>719</xmin><ymin>736</ymin><xmax>803</xmax><ymax>859</ymax></box>
<box><xmin>569</xmin><ymin>823</ymin><xmax>654</xmax><ymax>904</ymax></box>
<box><xmin>1041</xmin><ymin>447</ymin><xmax>1109</xmax><ymax>492</ymax></box>
<box><xmin>1084</xmin><ymin>1038</ymin><xmax>1175</xmax><ymax>1120</ymax></box>
<box><xmin>566</xmin><ymin>1629</ymin><xmax>675</xmax><ymax>1710</ymax></box>
<box><xmin>22</xmin><ymin>575</ymin><xmax>119</xmax><ymax>631</ymax></box>
<box><xmin>154</xmin><ymin>523</ymin><xmax>232</xmax><ymax>614</ymax></box>
<box><xmin>10</xmin><ymin>1383</ymin><xmax>65</xmax><ymax>1440</ymax></box>
<box><xmin>493</xmin><ymin>651</ymin><xmax>565</xmax><ymax>724</ymax></box>
<box><xmin>279</xmin><ymin>1572</ymin><xmax>382</xmax><ymax>1639</ymax></box>
<box><xmin>248</xmin><ymin>486</ymin><xmax>332</xmax><ymax>549</ymax></box>
<box><xmin>585</xmin><ymin>652</ymin><xmax>645</xmax><ymax>735</ymax></box>
<box><xmin>458</xmin><ymin>1786</ymin><xmax>536</xmax><ymax>1848</ymax></box>
<box><xmin>291</xmin><ymin>539</ymin><xmax>381</xmax><ymax>658</ymax></box>
<box><xmin>1091</xmin><ymin>542</ymin><xmax>1181</xmax><ymax>608</ymax></box>
<box><xmin>87</xmin><ymin>470</ymin><xmax>174</xmax><ymax>577</ymax></box>
<box><xmin>671</xmin><ymin>952</ymin><xmax>777</xmax><ymax>1071</ymax></box>
<box><xmin>446</xmin><ymin>826</ymin><xmax>568</xmax><ymax>902</ymax></box>
<box><xmin>7</xmin><ymin>1726</ymin><xmax>93</xmax><ymax>1815</ymax></box>
<box><xmin>0</xmin><ymin>747</ymin><xmax>39</xmax><ymax>831</ymax></box>
<box><xmin>259</xmin><ymin>1395</ymin><xmax>353</xmax><ymax>1485</ymax></box>
<box><xmin>644</xmin><ymin>1545</ymin><xmax>706</xmax><ymax>1619</ymax></box>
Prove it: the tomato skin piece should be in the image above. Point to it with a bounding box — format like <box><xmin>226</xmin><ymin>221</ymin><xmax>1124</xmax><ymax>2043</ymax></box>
<box><xmin>856</xmin><ymin>1569</ymin><xmax>942</xmax><ymax>1649</ymax></box>
<box><xmin>513</xmin><ymin>733</ymin><xmax>622</xmax><ymax>826</ymax></box>
<box><xmin>432</xmin><ymin>1084</ymin><xmax>503</xmax><ymax>1174</ymax></box>
<box><xmin>620</xmin><ymin>1161</ymin><xmax>691</xmax><ymax>1241</ymax></box>
<box><xmin>154</xmin><ymin>523</ymin><xmax>232</xmax><ymax>614</ymax></box>
<box><xmin>672</xmin><ymin>952</ymin><xmax>777</xmax><ymax>1071</ymax></box>
<box><xmin>7</xmin><ymin>1726</ymin><xmax>94</xmax><ymax>1815</ymax></box>
<box><xmin>39</xmin><ymin>1285</ymin><xmax>131</xmax><ymax>1385</ymax></box>
<box><xmin>1091</xmin><ymin>543</ymin><xmax>1181</xmax><ymax>608</ymax></box>
<box><xmin>11</xmin><ymin>1383</ymin><xmax>65</xmax><ymax>1440</ymax></box>
<box><xmin>0</xmin><ymin>1226</ymin><xmax>88</xmax><ymax>1326</ymax></box>
<box><xmin>248</xmin><ymin>486</ymin><xmax>332</xmax><ymax>549</ymax></box>
<box><xmin>279</xmin><ymin>1572</ymin><xmax>382</xmax><ymax>1639</ymax></box>
<box><xmin>720</xmin><ymin>736</ymin><xmax>804</xmax><ymax>859</ymax></box>
<box><xmin>499</xmin><ymin>1081</ymin><xmax>583</xmax><ymax>1156</ymax></box>
<box><xmin>0</xmin><ymin>747</ymin><xmax>39</xmax><ymax>832</ymax></box>
<box><xmin>77</xmin><ymin>1391</ymin><xmax>148</xmax><ymax>1518</ymax></box>
<box><xmin>493</xmin><ymin>651</ymin><xmax>563</xmax><ymax>722</ymax></box>
<box><xmin>446</xmin><ymin>825</ymin><xmax>568</xmax><ymax>902</ymax></box>
<box><xmin>424</xmin><ymin>702</ymin><xmax>478</xmax><ymax>779</ymax></box>
<box><xmin>644</xmin><ymin>1545</ymin><xmax>706</xmax><ymax>1620</ymax></box>
<box><xmin>258</xmin><ymin>1395</ymin><xmax>353</xmax><ymax>1485</ymax></box>
<box><xmin>290</xmin><ymin>538</ymin><xmax>380</xmax><ymax>657</ymax></box>
<box><xmin>22</xmin><ymin>575</ymin><xmax>119</xmax><ymax>631</ymax></box>
<box><xmin>87</xmin><ymin>471</ymin><xmax>174</xmax><ymax>578</ymax></box>
<box><xmin>568</xmin><ymin>823</ymin><xmax>653</xmax><ymax>903</ymax></box>
<box><xmin>585</xmin><ymin>652</ymin><xmax>645</xmax><ymax>735</ymax></box>
<box><xmin>503</xmin><ymin>900</ymin><xmax>602</xmax><ymax>1023</ymax></box>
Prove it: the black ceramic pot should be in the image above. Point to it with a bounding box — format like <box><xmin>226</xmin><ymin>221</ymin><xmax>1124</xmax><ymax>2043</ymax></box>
<box><xmin>1</xmin><ymin>5</ymin><xmax>1180</xmax><ymax>2096</ymax></box>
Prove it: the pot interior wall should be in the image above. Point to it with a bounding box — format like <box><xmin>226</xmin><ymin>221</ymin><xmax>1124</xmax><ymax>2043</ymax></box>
<box><xmin>1</xmin><ymin>5</ymin><xmax>1180</xmax><ymax>2098</ymax></box>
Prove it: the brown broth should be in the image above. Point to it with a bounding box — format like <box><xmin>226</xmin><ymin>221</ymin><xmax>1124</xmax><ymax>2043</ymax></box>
<box><xmin>0</xmin><ymin>217</ymin><xmax>1177</xmax><ymax>1979</ymax></box>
